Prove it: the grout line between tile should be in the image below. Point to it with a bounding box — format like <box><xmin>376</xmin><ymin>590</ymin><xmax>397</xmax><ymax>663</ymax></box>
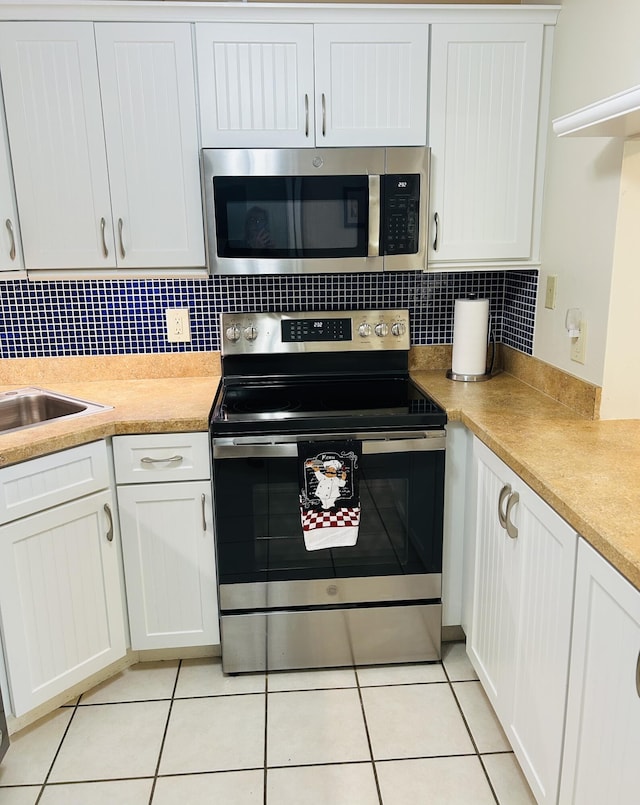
<box><xmin>34</xmin><ymin>696</ymin><xmax>82</xmax><ymax>805</ymax></box>
<box><xmin>445</xmin><ymin>671</ymin><xmax>500</xmax><ymax>805</ymax></box>
<box><xmin>147</xmin><ymin>659</ymin><xmax>182</xmax><ymax>805</ymax></box>
<box><xmin>354</xmin><ymin>667</ymin><xmax>384</xmax><ymax>805</ymax></box>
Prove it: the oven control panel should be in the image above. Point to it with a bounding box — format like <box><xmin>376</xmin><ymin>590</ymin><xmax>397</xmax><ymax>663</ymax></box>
<box><xmin>221</xmin><ymin>310</ymin><xmax>410</xmax><ymax>354</ymax></box>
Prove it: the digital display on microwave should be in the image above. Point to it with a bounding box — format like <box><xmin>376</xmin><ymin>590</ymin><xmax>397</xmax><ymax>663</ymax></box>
<box><xmin>213</xmin><ymin>176</ymin><xmax>369</xmax><ymax>259</ymax></box>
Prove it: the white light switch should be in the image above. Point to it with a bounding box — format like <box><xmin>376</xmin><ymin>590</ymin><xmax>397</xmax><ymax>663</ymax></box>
<box><xmin>545</xmin><ymin>275</ymin><xmax>557</xmax><ymax>309</ymax></box>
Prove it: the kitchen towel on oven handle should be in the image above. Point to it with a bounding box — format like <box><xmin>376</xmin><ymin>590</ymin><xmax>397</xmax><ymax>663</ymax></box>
<box><xmin>298</xmin><ymin>440</ymin><xmax>362</xmax><ymax>551</ymax></box>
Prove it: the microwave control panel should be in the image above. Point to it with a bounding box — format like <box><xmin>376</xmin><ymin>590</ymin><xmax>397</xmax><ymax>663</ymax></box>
<box><xmin>381</xmin><ymin>174</ymin><xmax>420</xmax><ymax>256</ymax></box>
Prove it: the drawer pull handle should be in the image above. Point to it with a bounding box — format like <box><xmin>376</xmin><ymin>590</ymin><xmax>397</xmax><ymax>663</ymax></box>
<box><xmin>140</xmin><ymin>455</ymin><xmax>184</xmax><ymax>465</ymax></box>
<box><xmin>201</xmin><ymin>493</ymin><xmax>207</xmax><ymax>532</ymax></box>
<box><xmin>498</xmin><ymin>484</ymin><xmax>511</xmax><ymax>529</ymax></box>
<box><xmin>100</xmin><ymin>217</ymin><xmax>109</xmax><ymax>258</ymax></box>
<box><xmin>505</xmin><ymin>491</ymin><xmax>520</xmax><ymax>539</ymax></box>
<box><xmin>6</xmin><ymin>218</ymin><xmax>16</xmax><ymax>261</ymax></box>
<box><xmin>636</xmin><ymin>650</ymin><xmax>640</xmax><ymax>698</ymax></box>
<box><xmin>304</xmin><ymin>93</ymin><xmax>309</xmax><ymax>137</ymax></box>
<box><xmin>117</xmin><ymin>217</ymin><xmax>126</xmax><ymax>259</ymax></box>
<box><xmin>104</xmin><ymin>503</ymin><xmax>114</xmax><ymax>542</ymax></box>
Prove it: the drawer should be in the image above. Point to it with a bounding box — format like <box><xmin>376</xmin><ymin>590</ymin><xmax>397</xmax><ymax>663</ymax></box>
<box><xmin>0</xmin><ymin>441</ymin><xmax>110</xmax><ymax>524</ymax></box>
<box><xmin>113</xmin><ymin>432</ymin><xmax>210</xmax><ymax>484</ymax></box>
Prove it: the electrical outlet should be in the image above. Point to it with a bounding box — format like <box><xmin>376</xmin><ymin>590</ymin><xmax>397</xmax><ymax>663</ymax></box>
<box><xmin>166</xmin><ymin>308</ymin><xmax>191</xmax><ymax>343</ymax></box>
<box><xmin>570</xmin><ymin>320</ymin><xmax>587</xmax><ymax>364</ymax></box>
<box><xmin>545</xmin><ymin>274</ymin><xmax>557</xmax><ymax>310</ymax></box>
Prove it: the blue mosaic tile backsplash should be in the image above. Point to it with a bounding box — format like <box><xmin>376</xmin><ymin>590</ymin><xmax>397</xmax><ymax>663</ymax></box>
<box><xmin>0</xmin><ymin>270</ymin><xmax>537</xmax><ymax>359</ymax></box>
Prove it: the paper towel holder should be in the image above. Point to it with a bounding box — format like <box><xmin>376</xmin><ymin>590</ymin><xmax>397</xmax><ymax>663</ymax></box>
<box><xmin>446</xmin><ymin>296</ymin><xmax>496</xmax><ymax>382</ymax></box>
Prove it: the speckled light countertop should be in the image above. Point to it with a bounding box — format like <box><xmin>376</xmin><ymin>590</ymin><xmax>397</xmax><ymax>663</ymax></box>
<box><xmin>0</xmin><ymin>359</ymin><xmax>638</xmax><ymax>591</ymax></box>
<box><xmin>412</xmin><ymin>369</ymin><xmax>640</xmax><ymax>591</ymax></box>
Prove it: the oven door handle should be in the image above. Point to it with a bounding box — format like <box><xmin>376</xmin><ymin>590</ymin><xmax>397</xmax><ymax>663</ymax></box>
<box><xmin>213</xmin><ymin>433</ymin><xmax>446</xmax><ymax>459</ymax></box>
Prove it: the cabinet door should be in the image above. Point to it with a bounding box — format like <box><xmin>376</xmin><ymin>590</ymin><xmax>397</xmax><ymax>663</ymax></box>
<box><xmin>0</xmin><ymin>84</ymin><xmax>22</xmax><ymax>272</ymax></box>
<box><xmin>429</xmin><ymin>24</ymin><xmax>544</xmax><ymax>262</ymax></box>
<box><xmin>95</xmin><ymin>23</ymin><xmax>204</xmax><ymax>268</ymax></box>
<box><xmin>314</xmin><ymin>24</ymin><xmax>429</xmax><ymax>147</ymax></box>
<box><xmin>468</xmin><ymin>439</ymin><xmax>518</xmax><ymax>720</ymax></box>
<box><xmin>0</xmin><ymin>490</ymin><xmax>126</xmax><ymax>717</ymax></box>
<box><xmin>469</xmin><ymin>438</ymin><xmax>577</xmax><ymax>804</ymax></box>
<box><xmin>196</xmin><ymin>23</ymin><xmax>314</xmax><ymax>148</ymax></box>
<box><xmin>0</xmin><ymin>22</ymin><xmax>115</xmax><ymax>269</ymax></box>
<box><xmin>560</xmin><ymin>540</ymin><xmax>640</xmax><ymax>805</ymax></box>
<box><xmin>508</xmin><ymin>482</ymin><xmax>576</xmax><ymax>804</ymax></box>
<box><xmin>118</xmin><ymin>481</ymin><xmax>219</xmax><ymax>650</ymax></box>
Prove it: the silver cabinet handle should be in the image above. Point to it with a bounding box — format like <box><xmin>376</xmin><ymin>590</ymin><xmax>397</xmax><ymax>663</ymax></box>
<box><xmin>100</xmin><ymin>217</ymin><xmax>109</xmax><ymax>258</ymax></box>
<box><xmin>321</xmin><ymin>93</ymin><xmax>326</xmax><ymax>137</ymax></box>
<box><xmin>5</xmin><ymin>219</ymin><xmax>16</xmax><ymax>261</ymax></box>
<box><xmin>201</xmin><ymin>493</ymin><xmax>207</xmax><ymax>532</ymax></box>
<box><xmin>433</xmin><ymin>212</ymin><xmax>439</xmax><ymax>251</ymax></box>
<box><xmin>140</xmin><ymin>455</ymin><xmax>183</xmax><ymax>465</ymax></box>
<box><xmin>304</xmin><ymin>93</ymin><xmax>309</xmax><ymax>138</ymax></box>
<box><xmin>104</xmin><ymin>502</ymin><xmax>114</xmax><ymax>542</ymax></box>
<box><xmin>498</xmin><ymin>484</ymin><xmax>511</xmax><ymax>529</ymax></box>
<box><xmin>636</xmin><ymin>650</ymin><xmax>640</xmax><ymax>698</ymax></box>
<box><xmin>117</xmin><ymin>218</ymin><xmax>125</xmax><ymax>259</ymax></box>
<box><xmin>368</xmin><ymin>174</ymin><xmax>380</xmax><ymax>258</ymax></box>
<box><xmin>505</xmin><ymin>491</ymin><xmax>519</xmax><ymax>539</ymax></box>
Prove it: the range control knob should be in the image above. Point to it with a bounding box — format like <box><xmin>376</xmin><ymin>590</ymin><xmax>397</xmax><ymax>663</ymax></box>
<box><xmin>375</xmin><ymin>322</ymin><xmax>389</xmax><ymax>337</ymax></box>
<box><xmin>225</xmin><ymin>324</ymin><xmax>241</xmax><ymax>343</ymax></box>
<box><xmin>391</xmin><ymin>321</ymin><xmax>407</xmax><ymax>337</ymax></box>
<box><xmin>358</xmin><ymin>322</ymin><xmax>372</xmax><ymax>338</ymax></box>
<box><xmin>243</xmin><ymin>326</ymin><xmax>258</xmax><ymax>342</ymax></box>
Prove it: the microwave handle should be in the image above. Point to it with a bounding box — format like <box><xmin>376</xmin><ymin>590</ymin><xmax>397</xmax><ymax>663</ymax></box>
<box><xmin>368</xmin><ymin>175</ymin><xmax>381</xmax><ymax>257</ymax></box>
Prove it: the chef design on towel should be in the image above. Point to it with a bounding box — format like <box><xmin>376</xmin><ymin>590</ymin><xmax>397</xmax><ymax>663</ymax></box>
<box><xmin>298</xmin><ymin>440</ymin><xmax>362</xmax><ymax>551</ymax></box>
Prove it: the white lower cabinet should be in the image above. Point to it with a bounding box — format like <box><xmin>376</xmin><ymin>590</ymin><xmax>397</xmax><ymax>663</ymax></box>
<box><xmin>114</xmin><ymin>433</ymin><xmax>219</xmax><ymax>650</ymax></box>
<box><xmin>0</xmin><ymin>443</ymin><xmax>126</xmax><ymax>717</ymax></box>
<box><xmin>468</xmin><ymin>438</ymin><xmax>577</xmax><ymax>804</ymax></box>
<box><xmin>559</xmin><ymin>539</ymin><xmax>640</xmax><ymax>804</ymax></box>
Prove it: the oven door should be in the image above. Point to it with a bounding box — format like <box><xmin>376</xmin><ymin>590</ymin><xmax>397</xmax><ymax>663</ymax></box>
<box><xmin>212</xmin><ymin>430</ymin><xmax>445</xmax><ymax>612</ymax></box>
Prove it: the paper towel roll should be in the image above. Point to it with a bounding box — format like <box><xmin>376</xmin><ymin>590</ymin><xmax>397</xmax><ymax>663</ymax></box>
<box><xmin>451</xmin><ymin>298</ymin><xmax>489</xmax><ymax>377</ymax></box>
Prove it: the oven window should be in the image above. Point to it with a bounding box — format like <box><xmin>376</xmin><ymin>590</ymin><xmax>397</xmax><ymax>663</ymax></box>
<box><xmin>213</xmin><ymin>449</ymin><xmax>444</xmax><ymax>585</ymax></box>
<box><xmin>213</xmin><ymin>176</ymin><xmax>369</xmax><ymax>259</ymax></box>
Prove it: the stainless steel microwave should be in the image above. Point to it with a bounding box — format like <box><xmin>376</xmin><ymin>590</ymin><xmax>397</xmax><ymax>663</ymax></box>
<box><xmin>201</xmin><ymin>147</ymin><xmax>430</xmax><ymax>275</ymax></box>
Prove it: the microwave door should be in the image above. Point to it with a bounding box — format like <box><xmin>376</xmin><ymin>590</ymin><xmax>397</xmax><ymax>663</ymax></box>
<box><xmin>368</xmin><ymin>175</ymin><xmax>381</xmax><ymax>257</ymax></box>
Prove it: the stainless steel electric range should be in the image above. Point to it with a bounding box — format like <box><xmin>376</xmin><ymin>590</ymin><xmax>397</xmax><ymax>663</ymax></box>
<box><xmin>210</xmin><ymin>309</ymin><xmax>447</xmax><ymax>674</ymax></box>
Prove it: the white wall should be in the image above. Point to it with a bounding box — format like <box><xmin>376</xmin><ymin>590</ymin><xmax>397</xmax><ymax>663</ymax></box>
<box><xmin>536</xmin><ymin>0</ymin><xmax>640</xmax><ymax>396</ymax></box>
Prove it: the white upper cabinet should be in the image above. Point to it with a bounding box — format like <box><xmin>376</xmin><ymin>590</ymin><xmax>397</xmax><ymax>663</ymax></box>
<box><xmin>196</xmin><ymin>23</ymin><xmax>315</xmax><ymax>148</ymax></box>
<box><xmin>0</xmin><ymin>21</ymin><xmax>204</xmax><ymax>271</ymax></box>
<box><xmin>196</xmin><ymin>22</ymin><xmax>429</xmax><ymax>148</ymax></box>
<box><xmin>428</xmin><ymin>24</ymin><xmax>545</xmax><ymax>264</ymax></box>
<box><xmin>313</xmin><ymin>24</ymin><xmax>428</xmax><ymax>147</ymax></box>
<box><xmin>95</xmin><ymin>24</ymin><xmax>204</xmax><ymax>269</ymax></box>
<box><xmin>0</xmin><ymin>22</ymin><xmax>115</xmax><ymax>270</ymax></box>
<box><xmin>0</xmin><ymin>85</ymin><xmax>23</xmax><ymax>272</ymax></box>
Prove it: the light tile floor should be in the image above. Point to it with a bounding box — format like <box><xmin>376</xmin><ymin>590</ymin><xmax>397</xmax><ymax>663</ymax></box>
<box><xmin>0</xmin><ymin>643</ymin><xmax>536</xmax><ymax>804</ymax></box>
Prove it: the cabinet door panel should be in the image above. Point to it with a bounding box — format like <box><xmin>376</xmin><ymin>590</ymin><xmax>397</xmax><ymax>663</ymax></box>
<box><xmin>96</xmin><ymin>23</ymin><xmax>204</xmax><ymax>268</ymax></box>
<box><xmin>0</xmin><ymin>22</ymin><xmax>115</xmax><ymax>269</ymax></box>
<box><xmin>118</xmin><ymin>481</ymin><xmax>219</xmax><ymax>649</ymax></box>
<box><xmin>0</xmin><ymin>490</ymin><xmax>126</xmax><ymax>716</ymax></box>
<box><xmin>314</xmin><ymin>24</ymin><xmax>428</xmax><ymax>147</ymax></box>
<box><xmin>468</xmin><ymin>445</ymin><xmax>518</xmax><ymax>718</ymax></box>
<box><xmin>0</xmin><ymin>85</ymin><xmax>22</xmax><ymax>271</ymax></box>
<box><xmin>560</xmin><ymin>540</ymin><xmax>640</xmax><ymax>804</ymax></box>
<box><xmin>509</xmin><ymin>488</ymin><xmax>576</xmax><ymax>803</ymax></box>
<box><xmin>196</xmin><ymin>23</ymin><xmax>314</xmax><ymax>148</ymax></box>
<box><xmin>429</xmin><ymin>24</ymin><xmax>543</xmax><ymax>261</ymax></box>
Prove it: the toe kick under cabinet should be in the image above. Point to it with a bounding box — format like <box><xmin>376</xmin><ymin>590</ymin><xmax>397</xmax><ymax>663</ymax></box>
<box><xmin>113</xmin><ymin>433</ymin><xmax>219</xmax><ymax>651</ymax></box>
<box><xmin>0</xmin><ymin>442</ymin><xmax>126</xmax><ymax>717</ymax></box>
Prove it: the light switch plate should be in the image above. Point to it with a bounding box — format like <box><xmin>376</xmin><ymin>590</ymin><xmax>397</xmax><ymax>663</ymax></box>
<box><xmin>545</xmin><ymin>275</ymin><xmax>557</xmax><ymax>310</ymax></box>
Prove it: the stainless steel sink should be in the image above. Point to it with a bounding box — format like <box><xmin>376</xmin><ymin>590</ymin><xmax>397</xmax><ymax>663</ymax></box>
<box><xmin>0</xmin><ymin>387</ymin><xmax>112</xmax><ymax>435</ymax></box>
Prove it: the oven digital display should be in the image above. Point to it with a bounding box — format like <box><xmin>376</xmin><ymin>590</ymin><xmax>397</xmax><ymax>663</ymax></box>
<box><xmin>282</xmin><ymin>318</ymin><xmax>352</xmax><ymax>342</ymax></box>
